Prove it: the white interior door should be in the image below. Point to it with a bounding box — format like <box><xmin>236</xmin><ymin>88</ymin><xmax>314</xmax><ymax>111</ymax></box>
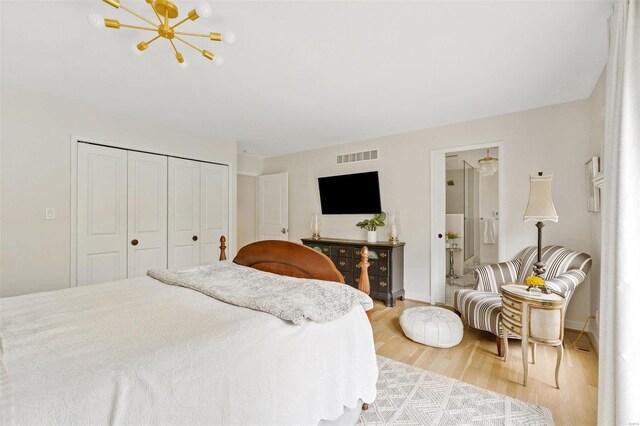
<box><xmin>77</xmin><ymin>144</ymin><xmax>127</xmax><ymax>286</ymax></box>
<box><xmin>430</xmin><ymin>151</ymin><xmax>447</xmax><ymax>304</ymax></box>
<box><xmin>127</xmin><ymin>151</ymin><xmax>168</xmax><ymax>277</ymax></box>
<box><xmin>168</xmin><ymin>158</ymin><xmax>200</xmax><ymax>268</ymax></box>
<box><xmin>258</xmin><ymin>173</ymin><xmax>288</xmax><ymax>241</ymax></box>
<box><xmin>200</xmin><ymin>163</ymin><xmax>229</xmax><ymax>263</ymax></box>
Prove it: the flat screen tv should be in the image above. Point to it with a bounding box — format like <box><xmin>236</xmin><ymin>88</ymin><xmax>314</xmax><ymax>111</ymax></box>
<box><xmin>318</xmin><ymin>171</ymin><xmax>382</xmax><ymax>214</ymax></box>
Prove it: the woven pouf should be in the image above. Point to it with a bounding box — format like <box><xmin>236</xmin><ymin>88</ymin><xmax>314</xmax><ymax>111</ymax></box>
<box><xmin>400</xmin><ymin>306</ymin><xmax>463</xmax><ymax>348</ymax></box>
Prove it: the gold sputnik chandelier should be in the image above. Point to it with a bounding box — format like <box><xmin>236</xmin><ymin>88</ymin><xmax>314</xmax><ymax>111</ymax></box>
<box><xmin>89</xmin><ymin>0</ymin><xmax>235</xmax><ymax>66</ymax></box>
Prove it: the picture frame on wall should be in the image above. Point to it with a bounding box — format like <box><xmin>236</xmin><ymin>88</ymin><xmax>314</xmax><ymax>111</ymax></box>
<box><xmin>586</xmin><ymin>156</ymin><xmax>600</xmax><ymax>212</ymax></box>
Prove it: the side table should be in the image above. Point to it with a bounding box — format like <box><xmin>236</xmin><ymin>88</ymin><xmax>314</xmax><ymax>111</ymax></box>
<box><xmin>500</xmin><ymin>283</ymin><xmax>565</xmax><ymax>388</ymax></box>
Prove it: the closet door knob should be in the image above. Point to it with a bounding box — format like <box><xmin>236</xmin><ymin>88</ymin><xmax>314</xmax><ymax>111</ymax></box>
<box><xmin>192</xmin><ymin>235</ymin><xmax>198</xmax><ymax>241</ymax></box>
<box><xmin>438</xmin><ymin>234</ymin><xmax>443</xmax><ymax>239</ymax></box>
<box><xmin>131</xmin><ymin>239</ymin><xmax>139</xmax><ymax>246</ymax></box>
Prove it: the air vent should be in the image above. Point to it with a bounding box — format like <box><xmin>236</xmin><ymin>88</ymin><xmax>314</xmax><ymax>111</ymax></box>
<box><xmin>336</xmin><ymin>149</ymin><xmax>379</xmax><ymax>165</ymax></box>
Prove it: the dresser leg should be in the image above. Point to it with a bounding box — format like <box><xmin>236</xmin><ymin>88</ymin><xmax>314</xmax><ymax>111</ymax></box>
<box><xmin>522</xmin><ymin>336</ymin><xmax>529</xmax><ymax>386</ymax></box>
<box><xmin>555</xmin><ymin>344</ymin><xmax>563</xmax><ymax>389</ymax></box>
<box><xmin>532</xmin><ymin>343</ymin><xmax>537</xmax><ymax>364</ymax></box>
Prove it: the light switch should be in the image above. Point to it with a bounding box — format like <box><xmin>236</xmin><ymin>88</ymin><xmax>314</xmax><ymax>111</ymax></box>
<box><xmin>45</xmin><ymin>208</ymin><xmax>56</xmax><ymax>220</ymax></box>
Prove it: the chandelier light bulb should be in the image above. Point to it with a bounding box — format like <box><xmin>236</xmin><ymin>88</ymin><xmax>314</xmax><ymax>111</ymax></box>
<box><xmin>88</xmin><ymin>13</ymin><xmax>105</xmax><ymax>29</ymax></box>
<box><xmin>222</xmin><ymin>31</ymin><xmax>236</xmax><ymax>45</ymax></box>
<box><xmin>214</xmin><ymin>55</ymin><xmax>224</xmax><ymax>66</ymax></box>
<box><xmin>195</xmin><ymin>2</ymin><xmax>213</xmax><ymax>18</ymax></box>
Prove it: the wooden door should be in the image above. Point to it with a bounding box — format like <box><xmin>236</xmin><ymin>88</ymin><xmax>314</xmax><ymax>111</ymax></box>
<box><xmin>127</xmin><ymin>151</ymin><xmax>168</xmax><ymax>277</ymax></box>
<box><xmin>168</xmin><ymin>157</ymin><xmax>201</xmax><ymax>268</ymax></box>
<box><xmin>200</xmin><ymin>163</ymin><xmax>229</xmax><ymax>263</ymax></box>
<box><xmin>77</xmin><ymin>143</ymin><xmax>128</xmax><ymax>285</ymax></box>
<box><xmin>258</xmin><ymin>173</ymin><xmax>288</xmax><ymax>241</ymax></box>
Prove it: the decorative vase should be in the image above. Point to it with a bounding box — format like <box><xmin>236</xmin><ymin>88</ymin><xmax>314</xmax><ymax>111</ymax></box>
<box><xmin>367</xmin><ymin>230</ymin><xmax>377</xmax><ymax>243</ymax></box>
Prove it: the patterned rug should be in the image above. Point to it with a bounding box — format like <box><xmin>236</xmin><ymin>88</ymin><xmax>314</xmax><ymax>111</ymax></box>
<box><xmin>358</xmin><ymin>356</ymin><xmax>554</xmax><ymax>425</ymax></box>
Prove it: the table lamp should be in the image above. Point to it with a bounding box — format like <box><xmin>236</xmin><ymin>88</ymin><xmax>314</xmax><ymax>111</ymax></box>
<box><xmin>523</xmin><ymin>172</ymin><xmax>558</xmax><ymax>294</ymax></box>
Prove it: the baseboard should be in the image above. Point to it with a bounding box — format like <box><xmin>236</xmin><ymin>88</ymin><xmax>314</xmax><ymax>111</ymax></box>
<box><xmin>403</xmin><ymin>292</ymin><xmax>430</xmax><ymax>303</ymax></box>
<box><xmin>565</xmin><ymin>319</ymin><xmax>586</xmax><ymax>330</ymax></box>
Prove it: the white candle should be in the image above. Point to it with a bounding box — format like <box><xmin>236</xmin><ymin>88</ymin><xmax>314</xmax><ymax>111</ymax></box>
<box><xmin>390</xmin><ymin>224</ymin><xmax>398</xmax><ymax>238</ymax></box>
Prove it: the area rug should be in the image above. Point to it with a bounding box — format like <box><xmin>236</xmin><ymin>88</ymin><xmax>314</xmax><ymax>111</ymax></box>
<box><xmin>358</xmin><ymin>356</ymin><xmax>554</xmax><ymax>425</ymax></box>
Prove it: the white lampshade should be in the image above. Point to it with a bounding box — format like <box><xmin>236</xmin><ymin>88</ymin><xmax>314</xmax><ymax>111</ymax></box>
<box><xmin>523</xmin><ymin>174</ymin><xmax>558</xmax><ymax>222</ymax></box>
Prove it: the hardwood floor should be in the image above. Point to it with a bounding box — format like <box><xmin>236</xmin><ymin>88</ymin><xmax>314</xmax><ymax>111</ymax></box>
<box><xmin>370</xmin><ymin>300</ymin><xmax>599</xmax><ymax>425</ymax></box>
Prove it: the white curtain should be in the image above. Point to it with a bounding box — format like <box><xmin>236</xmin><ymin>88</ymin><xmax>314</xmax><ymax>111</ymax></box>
<box><xmin>598</xmin><ymin>0</ymin><xmax>640</xmax><ymax>424</ymax></box>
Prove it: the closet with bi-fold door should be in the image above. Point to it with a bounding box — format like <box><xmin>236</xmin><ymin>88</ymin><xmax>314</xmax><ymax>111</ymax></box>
<box><xmin>76</xmin><ymin>142</ymin><xmax>229</xmax><ymax>286</ymax></box>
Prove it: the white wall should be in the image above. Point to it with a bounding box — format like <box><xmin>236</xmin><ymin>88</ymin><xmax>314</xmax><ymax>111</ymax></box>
<box><xmin>0</xmin><ymin>86</ymin><xmax>237</xmax><ymax>297</ymax></box>
<box><xmin>262</xmin><ymin>100</ymin><xmax>593</xmax><ymax>325</ymax></box>
<box><xmin>237</xmin><ymin>175</ymin><xmax>257</xmax><ymax>249</ymax></box>
<box><xmin>588</xmin><ymin>68</ymin><xmax>606</xmax><ymax>348</ymax></box>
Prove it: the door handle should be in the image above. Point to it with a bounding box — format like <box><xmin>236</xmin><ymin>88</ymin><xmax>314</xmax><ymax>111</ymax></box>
<box><xmin>192</xmin><ymin>235</ymin><xmax>198</xmax><ymax>241</ymax></box>
<box><xmin>131</xmin><ymin>239</ymin><xmax>139</xmax><ymax>246</ymax></box>
<box><xmin>438</xmin><ymin>234</ymin><xmax>443</xmax><ymax>239</ymax></box>
<box><xmin>281</xmin><ymin>228</ymin><xmax>288</xmax><ymax>234</ymax></box>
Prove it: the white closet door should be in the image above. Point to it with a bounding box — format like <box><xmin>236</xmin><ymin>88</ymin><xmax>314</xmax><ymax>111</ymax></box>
<box><xmin>127</xmin><ymin>151</ymin><xmax>168</xmax><ymax>277</ymax></box>
<box><xmin>77</xmin><ymin>144</ymin><xmax>128</xmax><ymax>286</ymax></box>
<box><xmin>200</xmin><ymin>163</ymin><xmax>229</xmax><ymax>263</ymax></box>
<box><xmin>168</xmin><ymin>157</ymin><xmax>201</xmax><ymax>268</ymax></box>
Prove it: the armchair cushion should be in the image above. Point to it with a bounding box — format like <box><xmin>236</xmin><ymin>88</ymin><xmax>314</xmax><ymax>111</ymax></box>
<box><xmin>516</xmin><ymin>245</ymin><xmax>592</xmax><ymax>284</ymax></box>
<box><xmin>454</xmin><ymin>289</ymin><xmax>503</xmax><ymax>335</ymax></box>
<box><xmin>474</xmin><ymin>260</ymin><xmax>521</xmax><ymax>293</ymax></box>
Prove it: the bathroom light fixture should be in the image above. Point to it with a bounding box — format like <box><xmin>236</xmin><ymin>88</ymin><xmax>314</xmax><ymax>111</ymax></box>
<box><xmin>477</xmin><ymin>149</ymin><xmax>498</xmax><ymax>176</ymax></box>
<box><xmin>90</xmin><ymin>0</ymin><xmax>234</xmax><ymax>65</ymax></box>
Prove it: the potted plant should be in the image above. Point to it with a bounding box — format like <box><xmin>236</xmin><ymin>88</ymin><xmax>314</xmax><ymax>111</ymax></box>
<box><xmin>356</xmin><ymin>212</ymin><xmax>387</xmax><ymax>243</ymax></box>
<box><xmin>446</xmin><ymin>231</ymin><xmax>459</xmax><ymax>248</ymax></box>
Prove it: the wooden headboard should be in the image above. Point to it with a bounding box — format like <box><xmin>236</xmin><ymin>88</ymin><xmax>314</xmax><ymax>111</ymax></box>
<box><xmin>233</xmin><ymin>240</ymin><xmax>345</xmax><ymax>283</ymax></box>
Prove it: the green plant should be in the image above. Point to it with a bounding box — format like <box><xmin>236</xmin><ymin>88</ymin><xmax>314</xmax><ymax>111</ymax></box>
<box><xmin>445</xmin><ymin>231</ymin><xmax>459</xmax><ymax>240</ymax></box>
<box><xmin>356</xmin><ymin>212</ymin><xmax>387</xmax><ymax>231</ymax></box>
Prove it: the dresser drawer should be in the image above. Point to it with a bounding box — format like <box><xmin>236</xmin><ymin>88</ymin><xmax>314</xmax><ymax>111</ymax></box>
<box><xmin>378</xmin><ymin>277</ymin><xmax>390</xmax><ymax>291</ymax></box>
<box><xmin>333</xmin><ymin>256</ymin><xmax>352</xmax><ymax>272</ymax></box>
<box><xmin>332</xmin><ymin>246</ymin><xmax>353</xmax><ymax>258</ymax></box>
<box><xmin>502</xmin><ymin>317</ymin><xmax>522</xmax><ymax>336</ymax></box>
<box><xmin>502</xmin><ymin>304</ymin><xmax>522</xmax><ymax>326</ymax></box>
<box><xmin>377</xmin><ymin>263</ymin><xmax>390</xmax><ymax>276</ymax></box>
<box><xmin>502</xmin><ymin>296</ymin><xmax>522</xmax><ymax>312</ymax></box>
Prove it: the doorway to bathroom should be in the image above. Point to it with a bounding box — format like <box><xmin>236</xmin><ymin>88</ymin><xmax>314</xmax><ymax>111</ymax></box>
<box><xmin>430</xmin><ymin>142</ymin><xmax>504</xmax><ymax>306</ymax></box>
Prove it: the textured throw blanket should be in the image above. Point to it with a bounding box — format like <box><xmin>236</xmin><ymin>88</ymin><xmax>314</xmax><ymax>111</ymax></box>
<box><xmin>147</xmin><ymin>261</ymin><xmax>373</xmax><ymax>325</ymax></box>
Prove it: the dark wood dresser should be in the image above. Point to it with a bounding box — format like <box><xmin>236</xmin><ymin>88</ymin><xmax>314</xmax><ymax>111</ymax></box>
<box><xmin>301</xmin><ymin>237</ymin><xmax>405</xmax><ymax>307</ymax></box>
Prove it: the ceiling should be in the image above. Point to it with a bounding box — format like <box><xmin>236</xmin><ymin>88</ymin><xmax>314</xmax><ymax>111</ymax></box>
<box><xmin>1</xmin><ymin>1</ymin><xmax>611</xmax><ymax>157</ymax></box>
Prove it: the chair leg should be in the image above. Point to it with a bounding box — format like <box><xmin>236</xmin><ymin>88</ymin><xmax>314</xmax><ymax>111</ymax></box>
<box><xmin>496</xmin><ymin>335</ymin><xmax>504</xmax><ymax>357</ymax></box>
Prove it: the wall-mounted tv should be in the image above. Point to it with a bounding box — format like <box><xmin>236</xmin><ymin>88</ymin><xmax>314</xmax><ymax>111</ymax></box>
<box><xmin>318</xmin><ymin>171</ymin><xmax>382</xmax><ymax>215</ymax></box>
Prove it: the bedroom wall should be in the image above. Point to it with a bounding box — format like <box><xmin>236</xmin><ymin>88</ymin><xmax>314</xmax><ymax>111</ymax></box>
<box><xmin>0</xmin><ymin>86</ymin><xmax>237</xmax><ymax>297</ymax></box>
<box><xmin>262</xmin><ymin>100</ymin><xmax>594</xmax><ymax>327</ymax></box>
<box><xmin>588</xmin><ymin>68</ymin><xmax>606</xmax><ymax>349</ymax></box>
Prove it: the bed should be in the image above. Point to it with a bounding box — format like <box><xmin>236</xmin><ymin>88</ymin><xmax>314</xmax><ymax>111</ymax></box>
<box><xmin>0</xmin><ymin>239</ymin><xmax>378</xmax><ymax>425</ymax></box>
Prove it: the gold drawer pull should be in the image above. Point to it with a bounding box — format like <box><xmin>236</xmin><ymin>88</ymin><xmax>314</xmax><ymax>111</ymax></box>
<box><xmin>379</xmin><ymin>252</ymin><xmax>387</xmax><ymax>258</ymax></box>
<box><xmin>339</xmin><ymin>261</ymin><xmax>346</xmax><ymax>267</ymax></box>
<box><xmin>380</xmin><ymin>266</ymin><xmax>387</xmax><ymax>272</ymax></box>
<box><xmin>323</xmin><ymin>248</ymin><xmax>329</xmax><ymax>252</ymax></box>
<box><xmin>380</xmin><ymin>281</ymin><xmax>387</xmax><ymax>288</ymax></box>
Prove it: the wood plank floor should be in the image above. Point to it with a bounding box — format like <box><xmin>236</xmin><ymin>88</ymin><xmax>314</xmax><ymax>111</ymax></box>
<box><xmin>370</xmin><ymin>300</ymin><xmax>599</xmax><ymax>425</ymax></box>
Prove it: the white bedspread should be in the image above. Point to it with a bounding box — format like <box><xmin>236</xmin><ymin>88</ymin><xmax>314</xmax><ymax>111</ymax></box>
<box><xmin>0</xmin><ymin>276</ymin><xmax>378</xmax><ymax>425</ymax></box>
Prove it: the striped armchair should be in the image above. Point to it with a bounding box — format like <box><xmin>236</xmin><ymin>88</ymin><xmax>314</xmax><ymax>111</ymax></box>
<box><xmin>454</xmin><ymin>246</ymin><xmax>592</xmax><ymax>355</ymax></box>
